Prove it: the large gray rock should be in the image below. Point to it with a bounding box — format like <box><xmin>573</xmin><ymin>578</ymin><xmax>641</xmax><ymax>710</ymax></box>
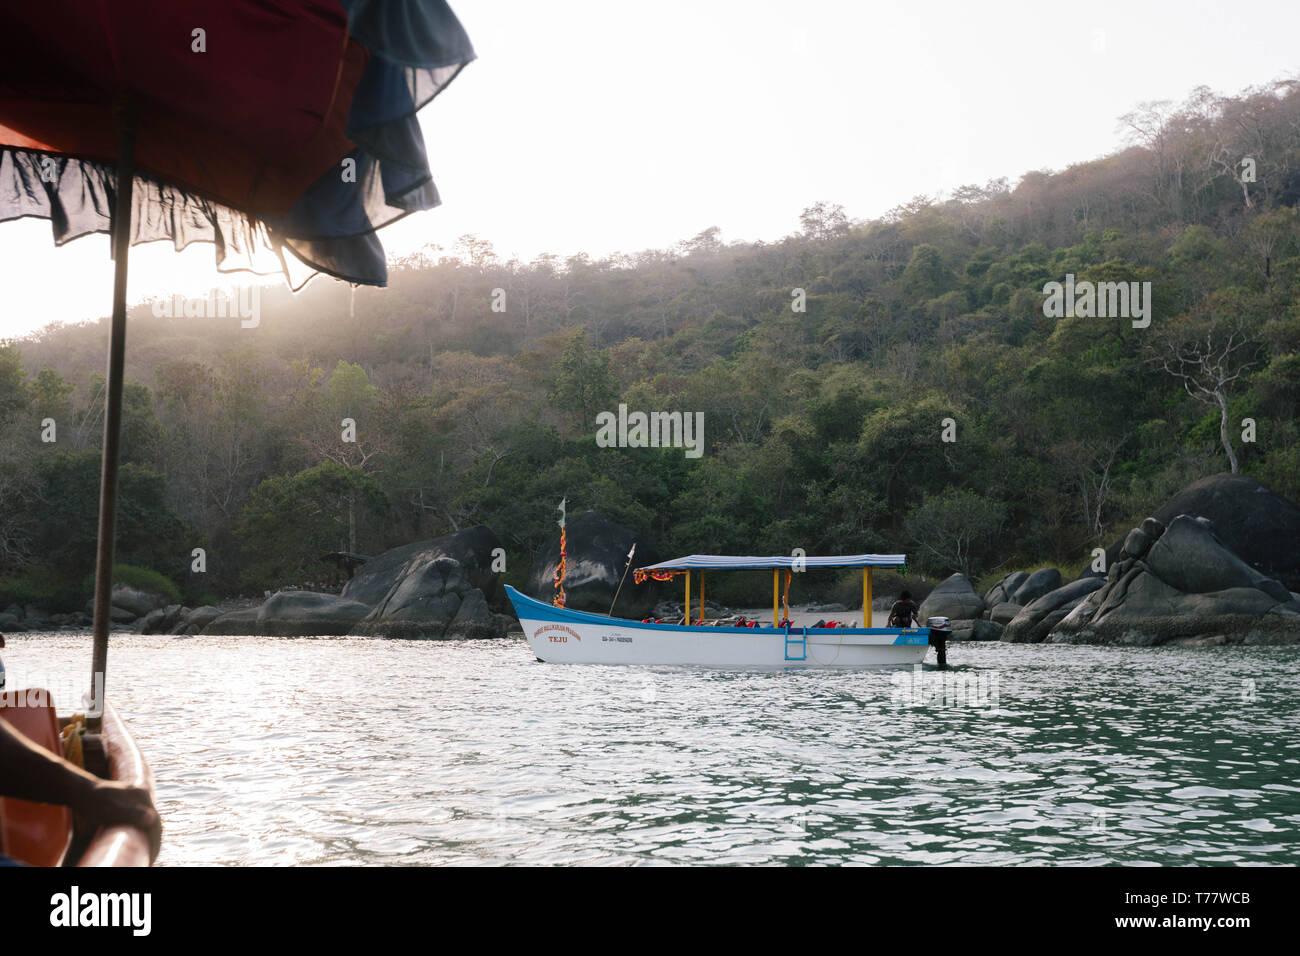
<box><xmin>255</xmin><ymin>591</ymin><xmax>372</xmax><ymax>636</ymax></box>
<box><xmin>1144</xmin><ymin>516</ymin><xmax>1292</xmax><ymax>604</ymax></box>
<box><xmin>1052</xmin><ymin>513</ymin><xmax>1300</xmax><ymax>644</ymax></box>
<box><xmin>133</xmin><ymin>608</ymin><xmax>166</xmax><ymax>634</ymax></box>
<box><xmin>176</xmin><ymin>605</ymin><xmax>222</xmax><ymax>635</ymax></box>
<box><xmin>1012</xmin><ymin>567</ymin><xmax>1062</xmax><ymax>606</ymax></box>
<box><xmin>918</xmin><ymin>573</ymin><xmax>985</xmax><ymax>621</ymax></box>
<box><xmin>1002</xmin><ymin>577</ymin><xmax>1105</xmax><ymax>643</ymax></box>
<box><xmin>447</xmin><ymin>589</ymin><xmax>502</xmax><ymax>640</ymax></box>
<box><xmin>200</xmin><ymin>593</ymin><xmax>370</xmax><ymax>637</ymax></box>
<box><xmin>353</xmin><ymin>552</ymin><xmax>505</xmax><ymax>639</ymax></box>
<box><xmin>984</xmin><ymin>570</ymin><xmax>1028</xmax><ymax>609</ymax></box>
<box><xmin>990</xmin><ymin>602</ymin><xmax>1022</xmax><ymax>626</ymax></box>
<box><xmin>136</xmin><ymin>604</ymin><xmax>188</xmax><ymax>635</ymax></box>
<box><xmin>1122</xmin><ymin>526</ymin><xmax>1155</xmax><ymax>560</ymax></box>
<box><xmin>951</xmin><ymin>618</ymin><xmax>1004</xmax><ymax>641</ymax></box>
<box><xmin>528</xmin><ymin>511</ymin><xmax>662</xmax><ymax>619</ymax></box>
<box><xmin>343</xmin><ymin>525</ymin><xmax>504</xmax><ymax>610</ymax></box>
<box><xmin>109</xmin><ymin>585</ymin><xmax>168</xmax><ymax>619</ymax></box>
<box><xmin>1084</xmin><ymin>474</ymin><xmax>1300</xmax><ymax>590</ymax></box>
<box><xmin>202</xmin><ymin>606</ymin><xmax>261</xmax><ymax>635</ymax></box>
<box><xmin>349</xmin><ymin>529</ymin><xmax>511</xmax><ymax>639</ymax></box>
<box><xmin>207</xmin><ymin>528</ymin><xmax>513</xmax><ymax>640</ymax></box>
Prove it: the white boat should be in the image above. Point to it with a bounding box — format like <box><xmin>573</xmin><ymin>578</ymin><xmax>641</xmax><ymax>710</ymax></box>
<box><xmin>506</xmin><ymin>553</ymin><xmax>933</xmax><ymax>668</ymax></box>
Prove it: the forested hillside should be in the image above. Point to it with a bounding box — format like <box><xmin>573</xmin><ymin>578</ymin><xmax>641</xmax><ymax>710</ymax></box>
<box><xmin>4</xmin><ymin>79</ymin><xmax>1300</xmax><ymax>607</ymax></box>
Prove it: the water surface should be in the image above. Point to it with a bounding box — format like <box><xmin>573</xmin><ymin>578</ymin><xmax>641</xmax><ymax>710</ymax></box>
<box><xmin>4</xmin><ymin>634</ymin><xmax>1297</xmax><ymax>865</ymax></box>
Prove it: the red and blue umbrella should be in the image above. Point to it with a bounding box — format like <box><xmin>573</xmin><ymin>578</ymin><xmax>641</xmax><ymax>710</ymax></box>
<box><xmin>0</xmin><ymin>0</ymin><xmax>475</xmax><ymax>724</ymax></box>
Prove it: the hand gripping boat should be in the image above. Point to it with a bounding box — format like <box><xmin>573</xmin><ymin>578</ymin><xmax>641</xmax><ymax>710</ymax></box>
<box><xmin>0</xmin><ymin>696</ymin><xmax>155</xmax><ymax>867</ymax></box>
<box><xmin>507</xmin><ymin>553</ymin><xmax>931</xmax><ymax>668</ymax></box>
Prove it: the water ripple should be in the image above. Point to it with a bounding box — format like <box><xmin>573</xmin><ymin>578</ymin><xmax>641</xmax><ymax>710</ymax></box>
<box><xmin>3</xmin><ymin>635</ymin><xmax>1297</xmax><ymax>865</ymax></box>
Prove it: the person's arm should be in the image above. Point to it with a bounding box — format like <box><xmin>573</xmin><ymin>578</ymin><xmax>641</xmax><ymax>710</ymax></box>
<box><xmin>0</xmin><ymin>719</ymin><xmax>160</xmax><ymax>838</ymax></box>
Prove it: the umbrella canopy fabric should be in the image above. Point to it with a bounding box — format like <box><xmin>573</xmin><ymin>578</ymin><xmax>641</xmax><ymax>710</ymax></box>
<box><xmin>0</xmin><ymin>0</ymin><xmax>475</xmax><ymax>287</ymax></box>
<box><xmin>0</xmin><ymin>1</ymin><xmax>476</xmax><ymax>741</ymax></box>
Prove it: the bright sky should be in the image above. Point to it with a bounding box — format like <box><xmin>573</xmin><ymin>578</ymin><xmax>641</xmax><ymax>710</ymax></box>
<box><xmin>2</xmin><ymin>0</ymin><xmax>1298</xmax><ymax>337</ymax></box>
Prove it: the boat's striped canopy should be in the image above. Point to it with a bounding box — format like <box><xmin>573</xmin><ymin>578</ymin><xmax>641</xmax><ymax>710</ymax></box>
<box><xmin>637</xmin><ymin>554</ymin><xmax>906</xmax><ymax>574</ymax></box>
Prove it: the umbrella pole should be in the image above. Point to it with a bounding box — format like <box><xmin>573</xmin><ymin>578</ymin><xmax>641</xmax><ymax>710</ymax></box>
<box><xmin>88</xmin><ymin>107</ymin><xmax>136</xmax><ymax>733</ymax></box>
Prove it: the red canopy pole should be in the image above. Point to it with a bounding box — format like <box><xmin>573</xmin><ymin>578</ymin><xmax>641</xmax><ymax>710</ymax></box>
<box><xmin>88</xmin><ymin>99</ymin><xmax>137</xmax><ymax>733</ymax></box>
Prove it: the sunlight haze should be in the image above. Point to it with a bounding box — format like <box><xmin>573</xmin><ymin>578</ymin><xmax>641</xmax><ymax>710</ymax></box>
<box><xmin>2</xmin><ymin>0</ymin><xmax>1297</xmax><ymax>336</ymax></box>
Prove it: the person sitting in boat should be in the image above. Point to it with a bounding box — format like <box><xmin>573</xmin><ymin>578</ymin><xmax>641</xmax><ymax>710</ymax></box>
<box><xmin>887</xmin><ymin>590</ymin><xmax>919</xmax><ymax>628</ymax></box>
<box><xmin>0</xmin><ymin>718</ymin><xmax>161</xmax><ymax>861</ymax></box>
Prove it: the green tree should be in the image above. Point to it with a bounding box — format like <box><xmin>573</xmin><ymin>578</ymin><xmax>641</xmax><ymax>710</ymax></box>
<box><xmin>549</xmin><ymin>329</ymin><xmax>619</xmax><ymax>426</ymax></box>
<box><xmin>236</xmin><ymin>462</ymin><xmax>389</xmax><ymax>588</ymax></box>
<box><xmin>32</xmin><ymin>450</ymin><xmax>188</xmax><ymax>581</ymax></box>
<box><xmin>0</xmin><ymin>345</ymin><xmax>29</xmax><ymax>426</ymax></box>
<box><xmin>30</xmin><ymin>367</ymin><xmax>73</xmax><ymax>425</ymax></box>
<box><xmin>905</xmin><ymin>489</ymin><xmax>1006</xmax><ymax>578</ymax></box>
<box><xmin>900</xmin><ymin>244</ymin><xmax>952</xmax><ymax>299</ymax></box>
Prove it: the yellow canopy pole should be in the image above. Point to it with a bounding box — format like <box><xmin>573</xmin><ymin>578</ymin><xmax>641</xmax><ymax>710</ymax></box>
<box><xmin>772</xmin><ymin>568</ymin><xmax>779</xmax><ymax>627</ymax></box>
<box><xmin>699</xmin><ymin>570</ymin><xmax>705</xmax><ymax>622</ymax></box>
<box><xmin>685</xmin><ymin>570</ymin><xmax>691</xmax><ymax>624</ymax></box>
<box><xmin>863</xmin><ymin>567</ymin><xmax>873</xmax><ymax>628</ymax></box>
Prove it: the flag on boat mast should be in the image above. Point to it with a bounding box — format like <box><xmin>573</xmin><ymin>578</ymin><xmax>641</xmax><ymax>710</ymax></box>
<box><xmin>553</xmin><ymin>497</ymin><xmax>567</xmax><ymax>607</ymax></box>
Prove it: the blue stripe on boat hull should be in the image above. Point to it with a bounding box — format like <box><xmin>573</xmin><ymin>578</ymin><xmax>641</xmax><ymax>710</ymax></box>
<box><xmin>504</xmin><ymin>585</ymin><xmax>930</xmax><ymax>645</ymax></box>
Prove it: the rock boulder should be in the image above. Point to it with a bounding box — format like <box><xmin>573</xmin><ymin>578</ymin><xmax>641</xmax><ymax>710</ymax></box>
<box><xmin>256</xmin><ymin>592</ymin><xmax>372</xmax><ymax>636</ymax></box>
<box><xmin>983</xmin><ymin>570</ymin><xmax>1028</xmax><ymax>609</ymax></box>
<box><xmin>1052</xmin><ymin>514</ymin><xmax>1300</xmax><ymax>645</ymax></box>
<box><xmin>951</xmin><ymin>618</ymin><xmax>1004</xmax><ymax>641</ymax></box>
<box><xmin>353</xmin><ymin>550</ymin><xmax>506</xmax><ymax>639</ymax></box>
<box><xmin>1084</xmin><ymin>474</ymin><xmax>1300</xmax><ymax>590</ymax></box>
<box><xmin>134</xmin><ymin>604</ymin><xmax>189</xmax><ymax>635</ymax></box>
<box><xmin>1002</xmin><ymin>577</ymin><xmax>1105</xmax><ymax>643</ymax></box>
<box><xmin>990</xmin><ymin>602</ymin><xmax>1022</xmax><ymax>626</ymax></box>
<box><xmin>1011</xmin><ymin>567</ymin><xmax>1062</xmax><ymax>606</ymax></box>
<box><xmin>528</xmin><ymin>511</ymin><xmax>661</xmax><ymax>619</ymax></box>
<box><xmin>202</xmin><ymin>528</ymin><xmax>511</xmax><ymax>640</ymax></box>
<box><xmin>343</xmin><ymin>525</ymin><xmax>503</xmax><ymax>609</ymax></box>
<box><xmin>201</xmin><ymin>606</ymin><xmax>261</xmax><ymax>635</ymax></box>
<box><xmin>1143</xmin><ymin>516</ymin><xmax>1291</xmax><ymax>603</ymax></box>
<box><xmin>176</xmin><ymin>605</ymin><xmax>222</xmax><ymax>635</ymax></box>
<box><xmin>109</xmin><ymin>585</ymin><xmax>168</xmax><ymax>619</ymax></box>
<box><xmin>918</xmin><ymin>573</ymin><xmax>985</xmax><ymax>622</ymax></box>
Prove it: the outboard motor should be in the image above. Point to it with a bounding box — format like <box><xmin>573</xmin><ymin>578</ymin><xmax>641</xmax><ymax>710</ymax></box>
<box><xmin>925</xmin><ymin>616</ymin><xmax>951</xmax><ymax>668</ymax></box>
